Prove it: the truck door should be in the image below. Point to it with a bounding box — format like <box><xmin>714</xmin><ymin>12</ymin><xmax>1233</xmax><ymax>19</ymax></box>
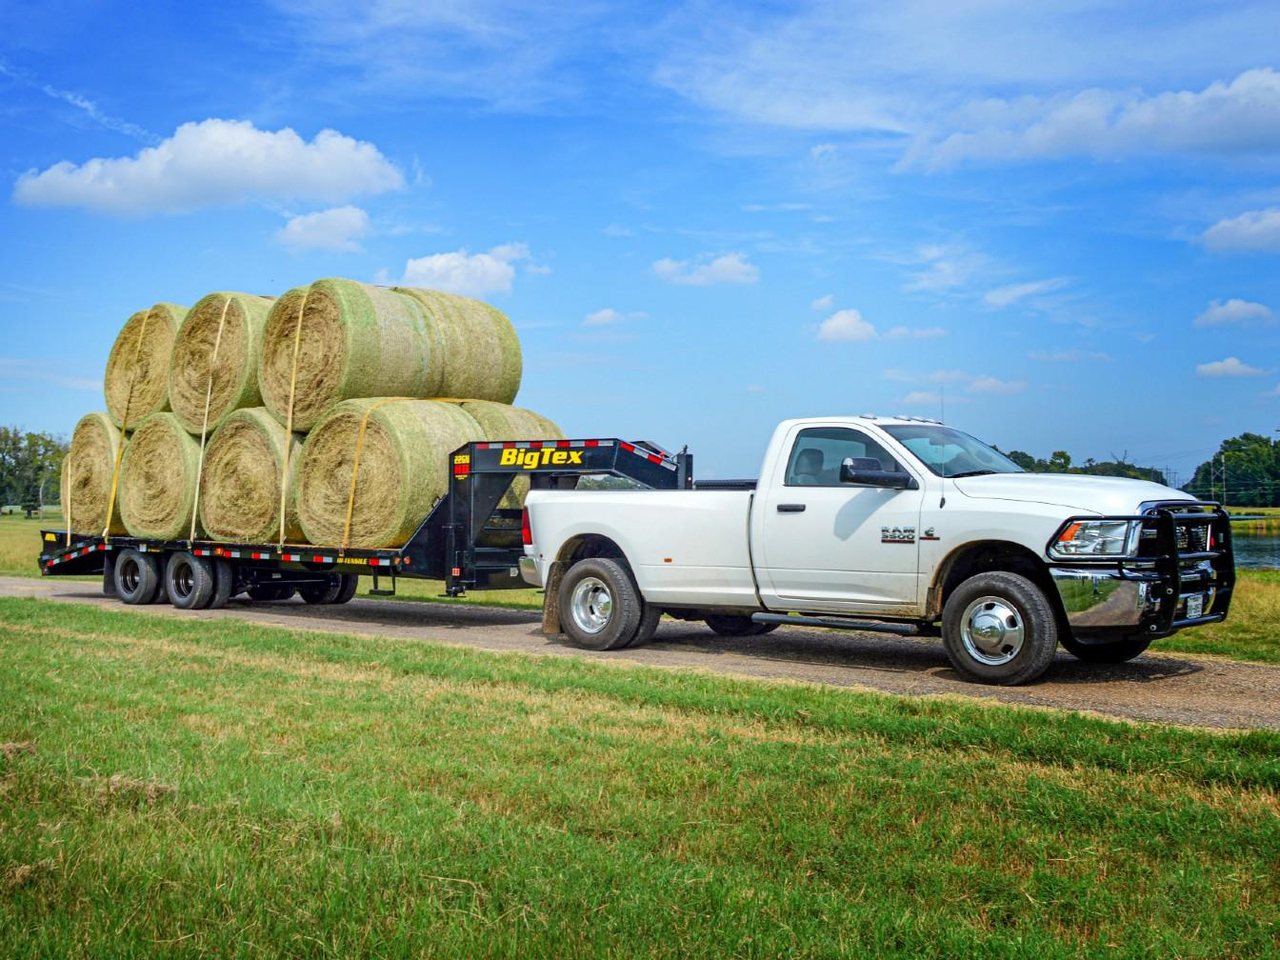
<box><xmin>755</xmin><ymin>425</ymin><xmax>925</xmax><ymax>613</ymax></box>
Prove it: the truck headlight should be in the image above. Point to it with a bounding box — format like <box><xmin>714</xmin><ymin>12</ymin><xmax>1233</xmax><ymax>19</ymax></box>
<box><xmin>1049</xmin><ymin>520</ymin><xmax>1138</xmax><ymax>559</ymax></box>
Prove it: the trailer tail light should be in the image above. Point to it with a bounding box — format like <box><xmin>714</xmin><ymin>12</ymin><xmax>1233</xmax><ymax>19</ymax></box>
<box><xmin>521</xmin><ymin>508</ymin><xmax>532</xmax><ymax>547</ymax></box>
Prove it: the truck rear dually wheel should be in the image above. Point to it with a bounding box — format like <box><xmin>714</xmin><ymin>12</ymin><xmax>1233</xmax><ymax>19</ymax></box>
<box><xmin>558</xmin><ymin>557</ymin><xmax>642</xmax><ymax>651</ymax></box>
<box><xmin>704</xmin><ymin>614</ymin><xmax>778</xmax><ymax>637</ymax></box>
<box><xmin>942</xmin><ymin>571</ymin><xmax>1058</xmax><ymax>685</ymax></box>
<box><xmin>1060</xmin><ymin>633</ymin><xmax>1153</xmax><ymax>663</ymax></box>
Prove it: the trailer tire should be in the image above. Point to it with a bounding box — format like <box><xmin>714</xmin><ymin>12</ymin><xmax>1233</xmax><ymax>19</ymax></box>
<box><xmin>114</xmin><ymin>548</ymin><xmax>161</xmax><ymax>605</ymax></box>
<box><xmin>299</xmin><ymin>574</ymin><xmax>358</xmax><ymax>605</ymax></box>
<box><xmin>208</xmin><ymin>559</ymin><xmax>234</xmax><ymax>610</ymax></box>
<box><xmin>247</xmin><ymin>583</ymin><xmax>296</xmax><ymax>602</ymax></box>
<box><xmin>558</xmin><ymin>557</ymin><xmax>642</xmax><ymax>651</ymax></box>
<box><xmin>1060</xmin><ymin>633</ymin><xmax>1153</xmax><ymax>663</ymax></box>
<box><xmin>166</xmin><ymin>551</ymin><xmax>216</xmax><ymax>610</ymax></box>
<box><xmin>705</xmin><ymin>614</ymin><xmax>778</xmax><ymax>637</ymax></box>
<box><xmin>942</xmin><ymin>571</ymin><xmax>1058</xmax><ymax>685</ymax></box>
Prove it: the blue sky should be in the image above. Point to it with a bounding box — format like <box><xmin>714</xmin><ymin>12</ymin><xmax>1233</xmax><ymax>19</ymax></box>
<box><xmin>2</xmin><ymin>1</ymin><xmax>1278</xmax><ymax>484</ymax></box>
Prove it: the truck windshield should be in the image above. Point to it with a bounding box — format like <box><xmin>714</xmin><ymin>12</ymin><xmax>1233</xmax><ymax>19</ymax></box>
<box><xmin>880</xmin><ymin>424</ymin><xmax>1024</xmax><ymax>478</ymax></box>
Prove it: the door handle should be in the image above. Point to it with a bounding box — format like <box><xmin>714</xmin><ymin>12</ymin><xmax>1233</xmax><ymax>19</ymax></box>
<box><xmin>777</xmin><ymin>503</ymin><xmax>806</xmax><ymax>513</ymax></box>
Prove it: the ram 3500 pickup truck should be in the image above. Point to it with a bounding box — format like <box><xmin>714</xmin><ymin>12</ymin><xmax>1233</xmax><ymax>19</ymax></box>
<box><xmin>521</xmin><ymin>416</ymin><xmax>1235</xmax><ymax>685</ymax></box>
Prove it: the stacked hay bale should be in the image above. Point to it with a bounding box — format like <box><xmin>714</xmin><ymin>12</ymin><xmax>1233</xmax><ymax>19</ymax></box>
<box><xmin>68</xmin><ymin>278</ymin><xmax>561</xmax><ymax>549</ymax></box>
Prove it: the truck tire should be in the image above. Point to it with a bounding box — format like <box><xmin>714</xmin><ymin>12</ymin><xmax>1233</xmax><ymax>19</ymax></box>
<box><xmin>166</xmin><ymin>551</ymin><xmax>216</xmax><ymax>610</ymax></box>
<box><xmin>247</xmin><ymin>583</ymin><xmax>296</xmax><ymax>602</ymax></box>
<box><xmin>299</xmin><ymin>574</ymin><xmax>358</xmax><ymax>605</ymax></box>
<box><xmin>942</xmin><ymin>571</ymin><xmax>1058</xmax><ymax>685</ymax></box>
<box><xmin>558</xmin><ymin>557</ymin><xmax>642</xmax><ymax>651</ymax></box>
<box><xmin>208</xmin><ymin>559</ymin><xmax>235</xmax><ymax>610</ymax></box>
<box><xmin>630</xmin><ymin>603</ymin><xmax>664</xmax><ymax>648</ymax></box>
<box><xmin>114</xmin><ymin>548</ymin><xmax>161</xmax><ymax>605</ymax></box>
<box><xmin>1060</xmin><ymin>633</ymin><xmax>1153</xmax><ymax>664</ymax></box>
<box><xmin>704</xmin><ymin>614</ymin><xmax>778</xmax><ymax>637</ymax></box>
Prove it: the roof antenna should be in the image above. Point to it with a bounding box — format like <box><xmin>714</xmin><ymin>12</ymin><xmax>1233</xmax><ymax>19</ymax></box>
<box><xmin>940</xmin><ymin>386</ymin><xmax>945</xmax><ymax>423</ymax></box>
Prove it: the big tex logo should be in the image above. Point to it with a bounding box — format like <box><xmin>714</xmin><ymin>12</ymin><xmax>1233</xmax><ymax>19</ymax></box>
<box><xmin>499</xmin><ymin>447</ymin><xmax>585</xmax><ymax>470</ymax></box>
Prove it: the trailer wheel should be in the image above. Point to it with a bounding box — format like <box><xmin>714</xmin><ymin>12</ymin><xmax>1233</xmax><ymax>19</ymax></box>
<box><xmin>114</xmin><ymin>548</ymin><xmax>161</xmax><ymax>605</ymax></box>
<box><xmin>247</xmin><ymin>583</ymin><xmax>296</xmax><ymax>602</ymax></box>
<box><xmin>299</xmin><ymin>574</ymin><xmax>358</xmax><ymax>605</ymax></box>
<box><xmin>558</xmin><ymin>557</ymin><xmax>642</xmax><ymax>651</ymax></box>
<box><xmin>166</xmin><ymin>551</ymin><xmax>216</xmax><ymax>610</ymax></box>
<box><xmin>1060</xmin><ymin>633</ymin><xmax>1153</xmax><ymax>664</ymax></box>
<box><xmin>941</xmin><ymin>571</ymin><xmax>1058</xmax><ymax>685</ymax></box>
<box><xmin>704</xmin><ymin>614</ymin><xmax>778</xmax><ymax>637</ymax></box>
<box><xmin>208</xmin><ymin>559</ymin><xmax>235</xmax><ymax>610</ymax></box>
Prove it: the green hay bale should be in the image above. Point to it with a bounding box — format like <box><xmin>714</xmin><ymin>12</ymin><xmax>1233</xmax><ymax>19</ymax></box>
<box><xmin>104</xmin><ymin>303</ymin><xmax>188</xmax><ymax>428</ymax></box>
<box><xmin>258</xmin><ymin>278</ymin><xmax>525</xmax><ymax>432</ymax></box>
<box><xmin>198</xmin><ymin>408</ymin><xmax>304</xmax><ymax>543</ymax></box>
<box><xmin>60</xmin><ymin>412</ymin><xmax>127</xmax><ymax>535</ymax></box>
<box><xmin>169</xmin><ymin>292</ymin><xmax>274</xmax><ymax>435</ymax></box>
<box><xmin>296</xmin><ymin>399</ymin><xmax>485</xmax><ymax>549</ymax></box>
<box><xmin>118</xmin><ymin>412</ymin><xmax>202</xmax><ymax>540</ymax></box>
<box><xmin>393</xmin><ymin>288</ymin><xmax>522</xmax><ymax>404</ymax></box>
<box><xmin>459</xmin><ymin>400</ymin><xmax>564</xmax><ymax>508</ymax></box>
<box><xmin>258</xmin><ymin>279</ymin><xmax>433</xmax><ymax>432</ymax></box>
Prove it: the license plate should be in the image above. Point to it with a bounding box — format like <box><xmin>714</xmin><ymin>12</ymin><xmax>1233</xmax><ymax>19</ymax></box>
<box><xmin>1186</xmin><ymin>594</ymin><xmax>1204</xmax><ymax>618</ymax></box>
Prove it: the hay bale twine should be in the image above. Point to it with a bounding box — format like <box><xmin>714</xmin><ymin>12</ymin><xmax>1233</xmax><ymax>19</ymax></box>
<box><xmin>393</xmin><ymin>288</ymin><xmax>522</xmax><ymax>404</ymax></box>
<box><xmin>104</xmin><ymin>303</ymin><xmax>188</xmax><ymax>428</ymax></box>
<box><xmin>169</xmin><ymin>293</ymin><xmax>274</xmax><ymax>434</ymax></box>
<box><xmin>60</xmin><ymin>413</ymin><xmax>126</xmax><ymax>535</ymax></box>
<box><xmin>459</xmin><ymin>400</ymin><xmax>564</xmax><ymax>508</ymax></box>
<box><xmin>258</xmin><ymin>279</ymin><xmax>432</xmax><ymax>432</ymax></box>
<box><xmin>198</xmin><ymin>408</ymin><xmax>304</xmax><ymax>543</ymax></box>
<box><xmin>295</xmin><ymin>399</ymin><xmax>485</xmax><ymax>549</ymax></box>
<box><xmin>118</xmin><ymin>413</ymin><xmax>202</xmax><ymax>540</ymax></box>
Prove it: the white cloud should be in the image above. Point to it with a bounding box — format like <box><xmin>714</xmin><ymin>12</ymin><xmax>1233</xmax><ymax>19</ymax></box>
<box><xmin>1261</xmin><ymin>383</ymin><xmax>1280</xmax><ymax>397</ymax></box>
<box><xmin>0</xmin><ymin>58</ymin><xmax>155</xmax><ymax>143</ymax></box>
<box><xmin>903</xmin><ymin>243</ymin><xmax>985</xmax><ymax>293</ymax></box>
<box><xmin>883</xmin><ymin>325</ymin><xmax>946</xmax><ymax>340</ymax></box>
<box><xmin>1202</xmin><ymin>208</ymin><xmax>1280</xmax><ymax>253</ymax></box>
<box><xmin>816</xmin><ymin>309</ymin><xmax>876</xmax><ymax>342</ymax></box>
<box><xmin>653</xmin><ymin>252</ymin><xmax>759</xmax><ymax>286</ymax></box>
<box><xmin>984</xmin><ymin>277</ymin><xmax>1069</xmax><ymax>308</ymax></box>
<box><xmin>1194</xmin><ymin>298</ymin><xmax>1274</xmax><ymax>327</ymax></box>
<box><xmin>809</xmin><ymin>143</ymin><xmax>838</xmax><ymax>161</ymax></box>
<box><xmin>968</xmin><ymin>376</ymin><xmax>1027</xmax><ymax>395</ymax></box>
<box><xmin>584</xmin><ymin>308</ymin><xmax>622</xmax><ymax>327</ymax></box>
<box><xmin>400</xmin><ymin>243</ymin><xmax>530</xmax><ymax>296</ymax></box>
<box><xmin>899</xmin><ymin>390</ymin><xmax>941</xmax><ymax>405</ymax></box>
<box><xmin>810</xmin><ymin>293</ymin><xmax>834</xmax><ymax>310</ymax></box>
<box><xmin>1029</xmin><ymin>349</ymin><xmax>1112</xmax><ymax>362</ymax></box>
<box><xmin>1196</xmin><ymin>357</ymin><xmax>1265</xmax><ymax>377</ymax></box>
<box><xmin>746</xmin><ymin>384</ymin><xmax>765</xmax><ymax>393</ymax></box>
<box><xmin>12</xmin><ymin>119</ymin><xmax>403</xmax><ymax>215</ymax></box>
<box><xmin>276</xmin><ymin>205</ymin><xmax>370</xmax><ymax>252</ymax></box>
<box><xmin>0</xmin><ymin>356</ymin><xmax>98</xmax><ymax>392</ymax></box>
<box><xmin>914</xmin><ymin>69</ymin><xmax>1280</xmax><ymax>168</ymax></box>
<box><xmin>742</xmin><ymin>202</ymin><xmax>811</xmax><ymax>212</ymax></box>
<box><xmin>603</xmin><ymin>224</ymin><xmax>633</xmax><ymax>237</ymax></box>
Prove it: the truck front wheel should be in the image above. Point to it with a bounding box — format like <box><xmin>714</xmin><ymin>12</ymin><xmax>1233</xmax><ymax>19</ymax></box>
<box><xmin>558</xmin><ymin>557</ymin><xmax>642</xmax><ymax>651</ymax></box>
<box><xmin>942</xmin><ymin>572</ymin><xmax>1058</xmax><ymax>685</ymax></box>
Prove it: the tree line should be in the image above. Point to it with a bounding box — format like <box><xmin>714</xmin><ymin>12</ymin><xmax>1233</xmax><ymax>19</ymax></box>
<box><xmin>0</xmin><ymin>427</ymin><xmax>67</xmax><ymax>515</ymax></box>
<box><xmin>999</xmin><ymin>448</ymin><xmax>1168</xmax><ymax>485</ymax></box>
<box><xmin>1183</xmin><ymin>432</ymin><xmax>1279</xmax><ymax>507</ymax></box>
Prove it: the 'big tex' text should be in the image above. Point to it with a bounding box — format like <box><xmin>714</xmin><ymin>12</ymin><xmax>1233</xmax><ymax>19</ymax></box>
<box><xmin>499</xmin><ymin>448</ymin><xmax>585</xmax><ymax>470</ymax></box>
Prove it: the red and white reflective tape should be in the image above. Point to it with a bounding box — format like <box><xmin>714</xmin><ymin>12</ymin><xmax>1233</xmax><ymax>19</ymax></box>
<box><xmin>618</xmin><ymin>442</ymin><xmax>678</xmax><ymax>471</ymax></box>
<box><xmin>475</xmin><ymin>439</ymin><xmax>614</xmax><ymax>451</ymax></box>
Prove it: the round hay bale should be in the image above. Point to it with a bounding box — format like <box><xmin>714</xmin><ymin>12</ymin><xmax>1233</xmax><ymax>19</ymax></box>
<box><xmin>60</xmin><ymin>412</ymin><xmax>126</xmax><ymax>535</ymax></box>
<box><xmin>393</xmin><ymin>288</ymin><xmax>522</xmax><ymax>404</ymax></box>
<box><xmin>104</xmin><ymin>303</ymin><xmax>188</xmax><ymax>428</ymax></box>
<box><xmin>257</xmin><ymin>279</ymin><xmax>433</xmax><ymax>432</ymax></box>
<box><xmin>169</xmin><ymin>293</ymin><xmax>274</xmax><ymax>434</ymax></box>
<box><xmin>459</xmin><ymin>400</ymin><xmax>564</xmax><ymax>508</ymax></box>
<box><xmin>198</xmin><ymin>408</ymin><xmax>304</xmax><ymax>543</ymax></box>
<box><xmin>295</xmin><ymin>399</ymin><xmax>485</xmax><ymax>549</ymax></box>
<box><xmin>118</xmin><ymin>413</ymin><xmax>202</xmax><ymax>540</ymax></box>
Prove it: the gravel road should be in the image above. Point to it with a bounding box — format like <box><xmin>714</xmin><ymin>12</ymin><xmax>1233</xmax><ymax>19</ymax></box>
<box><xmin>4</xmin><ymin>576</ymin><xmax>1279</xmax><ymax>732</ymax></box>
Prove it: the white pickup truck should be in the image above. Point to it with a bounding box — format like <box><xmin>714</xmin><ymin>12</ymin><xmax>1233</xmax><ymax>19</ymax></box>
<box><xmin>521</xmin><ymin>416</ymin><xmax>1235</xmax><ymax>685</ymax></box>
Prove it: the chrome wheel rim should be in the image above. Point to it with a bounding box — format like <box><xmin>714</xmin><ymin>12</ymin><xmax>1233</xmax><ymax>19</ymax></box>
<box><xmin>960</xmin><ymin>595</ymin><xmax>1025</xmax><ymax>666</ymax></box>
<box><xmin>570</xmin><ymin>577</ymin><xmax>613</xmax><ymax>635</ymax></box>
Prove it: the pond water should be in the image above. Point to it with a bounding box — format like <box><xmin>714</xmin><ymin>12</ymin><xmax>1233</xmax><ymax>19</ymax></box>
<box><xmin>1233</xmin><ymin>529</ymin><xmax>1279</xmax><ymax>569</ymax></box>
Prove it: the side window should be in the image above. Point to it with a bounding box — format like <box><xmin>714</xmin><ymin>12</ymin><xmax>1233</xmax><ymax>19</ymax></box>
<box><xmin>784</xmin><ymin>427</ymin><xmax>900</xmax><ymax>487</ymax></box>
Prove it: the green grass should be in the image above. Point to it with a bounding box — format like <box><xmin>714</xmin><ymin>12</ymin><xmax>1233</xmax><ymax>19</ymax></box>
<box><xmin>1</xmin><ymin>597</ymin><xmax>1279</xmax><ymax>958</ymax></box>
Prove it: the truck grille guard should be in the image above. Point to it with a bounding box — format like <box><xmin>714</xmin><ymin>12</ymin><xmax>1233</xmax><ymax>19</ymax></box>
<box><xmin>1047</xmin><ymin>501</ymin><xmax>1235</xmax><ymax>635</ymax></box>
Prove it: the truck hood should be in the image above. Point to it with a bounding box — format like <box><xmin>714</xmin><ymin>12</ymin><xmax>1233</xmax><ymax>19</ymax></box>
<box><xmin>951</xmin><ymin>473</ymin><xmax>1194</xmax><ymax>515</ymax></box>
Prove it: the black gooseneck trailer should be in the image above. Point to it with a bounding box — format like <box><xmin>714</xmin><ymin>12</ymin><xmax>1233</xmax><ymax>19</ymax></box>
<box><xmin>40</xmin><ymin>438</ymin><xmax>691</xmax><ymax>609</ymax></box>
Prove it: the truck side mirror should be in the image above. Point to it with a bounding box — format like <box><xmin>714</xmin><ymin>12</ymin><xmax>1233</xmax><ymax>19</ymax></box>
<box><xmin>840</xmin><ymin>457</ymin><xmax>919</xmax><ymax>490</ymax></box>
